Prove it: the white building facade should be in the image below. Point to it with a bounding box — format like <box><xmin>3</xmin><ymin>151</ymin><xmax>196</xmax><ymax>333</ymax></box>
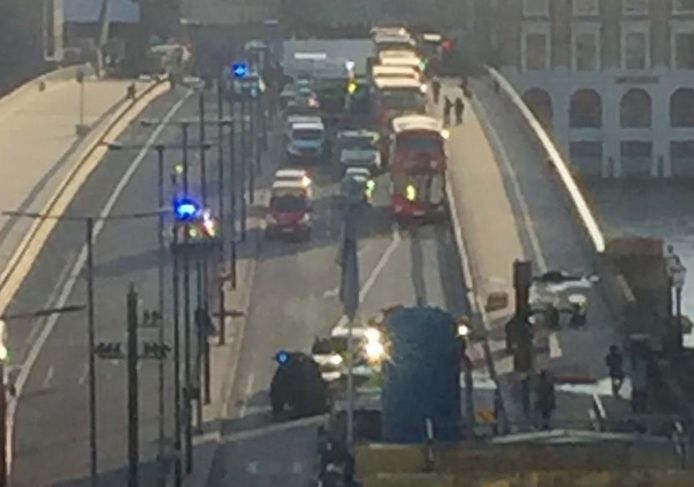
<box><xmin>481</xmin><ymin>0</ymin><xmax>694</xmax><ymax>178</ymax></box>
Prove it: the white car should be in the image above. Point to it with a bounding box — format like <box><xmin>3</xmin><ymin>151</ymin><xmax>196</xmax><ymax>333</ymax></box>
<box><xmin>274</xmin><ymin>168</ymin><xmax>313</xmax><ymax>197</ymax></box>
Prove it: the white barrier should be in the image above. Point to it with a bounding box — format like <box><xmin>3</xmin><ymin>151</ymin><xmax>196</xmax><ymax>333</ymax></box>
<box><xmin>485</xmin><ymin>66</ymin><xmax>606</xmax><ymax>253</ymax></box>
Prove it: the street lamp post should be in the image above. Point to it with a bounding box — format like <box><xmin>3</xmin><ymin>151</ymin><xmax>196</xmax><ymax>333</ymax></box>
<box><xmin>76</xmin><ymin>69</ymin><xmax>89</xmax><ymax>137</ymax></box>
<box><xmin>2</xmin><ymin>209</ymin><xmax>165</xmax><ymax>487</ymax></box>
<box><xmin>340</xmin><ymin>194</ymin><xmax>360</xmax><ymax>451</ymax></box>
<box><xmin>0</xmin><ymin>306</ymin><xmax>84</xmax><ymax>487</ymax></box>
<box><xmin>86</xmin><ymin>216</ymin><xmax>97</xmax><ymax>486</ymax></box>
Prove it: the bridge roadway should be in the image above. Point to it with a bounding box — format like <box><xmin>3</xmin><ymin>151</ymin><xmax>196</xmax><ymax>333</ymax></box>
<box><xmin>1</xmin><ymin>71</ymin><xmax>633</xmax><ymax>486</ymax></box>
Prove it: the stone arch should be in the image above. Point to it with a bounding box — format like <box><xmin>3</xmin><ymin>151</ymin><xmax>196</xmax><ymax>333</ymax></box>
<box><xmin>522</xmin><ymin>88</ymin><xmax>553</xmax><ymax>128</ymax></box>
<box><xmin>620</xmin><ymin>88</ymin><xmax>651</xmax><ymax>128</ymax></box>
<box><xmin>670</xmin><ymin>88</ymin><xmax>694</xmax><ymax>127</ymax></box>
<box><xmin>570</xmin><ymin>89</ymin><xmax>602</xmax><ymax>128</ymax></box>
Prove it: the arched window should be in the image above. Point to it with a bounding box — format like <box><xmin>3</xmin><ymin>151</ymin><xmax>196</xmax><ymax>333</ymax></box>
<box><xmin>570</xmin><ymin>89</ymin><xmax>602</xmax><ymax>128</ymax></box>
<box><xmin>522</xmin><ymin>88</ymin><xmax>553</xmax><ymax>128</ymax></box>
<box><xmin>620</xmin><ymin>89</ymin><xmax>651</xmax><ymax>128</ymax></box>
<box><xmin>670</xmin><ymin>88</ymin><xmax>694</xmax><ymax>127</ymax></box>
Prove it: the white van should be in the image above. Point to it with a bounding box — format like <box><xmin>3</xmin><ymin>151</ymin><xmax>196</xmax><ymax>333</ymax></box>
<box><xmin>286</xmin><ymin>120</ymin><xmax>326</xmax><ymax>163</ymax></box>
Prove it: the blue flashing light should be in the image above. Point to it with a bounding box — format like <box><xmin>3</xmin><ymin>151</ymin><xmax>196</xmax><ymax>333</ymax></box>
<box><xmin>231</xmin><ymin>62</ymin><xmax>248</xmax><ymax>79</ymax></box>
<box><xmin>173</xmin><ymin>197</ymin><xmax>200</xmax><ymax>222</ymax></box>
<box><xmin>276</xmin><ymin>351</ymin><xmax>290</xmax><ymax>365</ymax></box>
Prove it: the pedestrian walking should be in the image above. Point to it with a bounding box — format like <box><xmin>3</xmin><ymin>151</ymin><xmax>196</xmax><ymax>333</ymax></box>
<box><xmin>443</xmin><ymin>97</ymin><xmax>453</xmax><ymax>125</ymax></box>
<box><xmin>605</xmin><ymin>345</ymin><xmax>625</xmax><ymax>397</ymax></box>
<box><xmin>535</xmin><ymin>370</ymin><xmax>556</xmax><ymax>430</ymax></box>
<box><xmin>432</xmin><ymin>77</ymin><xmax>441</xmax><ymax>104</ymax></box>
<box><xmin>454</xmin><ymin>97</ymin><xmax>465</xmax><ymax>125</ymax></box>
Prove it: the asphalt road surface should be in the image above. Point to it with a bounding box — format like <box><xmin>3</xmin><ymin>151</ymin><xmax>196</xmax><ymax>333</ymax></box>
<box><xmin>6</xmin><ymin>87</ymin><xmax>215</xmax><ymax>487</ymax></box>
<box><xmin>207</xmin><ymin>148</ymin><xmax>469</xmax><ymax>486</ymax></box>
<box><xmin>7</xmin><ymin>86</ymin><xmax>470</xmax><ymax>486</ymax></box>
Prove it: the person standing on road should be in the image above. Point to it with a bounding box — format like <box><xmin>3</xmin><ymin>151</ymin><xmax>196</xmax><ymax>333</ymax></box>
<box><xmin>443</xmin><ymin>97</ymin><xmax>453</xmax><ymax>125</ymax></box>
<box><xmin>454</xmin><ymin>97</ymin><xmax>465</xmax><ymax>125</ymax></box>
<box><xmin>432</xmin><ymin>77</ymin><xmax>441</xmax><ymax>104</ymax></box>
<box><xmin>605</xmin><ymin>345</ymin><xmax>625</xmax><ymax>397</ymax></box>
<box><xmin>535</xmin><ymin>370</ymin><xmax>556</xmax><ymax>430</ymax></box>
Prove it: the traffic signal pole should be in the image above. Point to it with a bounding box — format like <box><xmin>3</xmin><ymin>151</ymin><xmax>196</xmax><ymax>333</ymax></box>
<box><xmin>180</xmin><ymin>123</ymin><xmax>194</xmax><ymax>474</ymax></box>
<box><xmin>86</xmin><ymin>217</ymin><xmax>98</xmax><ymax>487</ymax></box>
<box><xmin>154</xmin><ymin>145</ymin><xmax>167</xmax><ymax>485</ymax></box>
<box><xmin>227</xmin><ymin>98</ymin><xmax>238</xmax><ymax>291</ymax></box>
<box><xmin>0</xmin><ymin>360</ymin><xmax>6</xmax><ymax>487</ymax></box>
<box><xmin>171</xmin><ymin>218</ymin><xmax>183</xmax><ymax>487</ymax></box>
<box><xmin>126</xmin><ymin>284</ymin><xmax>139</xmax><ymax>487</ymax></box>
<box><xmin>239</xmin><ymin>94</ymin><xmax>247</xmax><ymax>241</ymax></box>
<box><xmin>216</xmin><ymin>80</ymin><xmax>228</xmax><ymax>346</ymax></box>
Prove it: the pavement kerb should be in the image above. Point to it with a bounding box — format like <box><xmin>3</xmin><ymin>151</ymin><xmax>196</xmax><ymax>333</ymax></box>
<box><xmin>0</xmin><ymin>80</ymin><xmax>168</xmax><ymax>316</ymax></box>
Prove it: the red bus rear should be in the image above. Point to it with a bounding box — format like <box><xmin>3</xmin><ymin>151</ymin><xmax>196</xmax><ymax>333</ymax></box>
<box><xmin>389</xmin><ymin>115</ymin><xmax>447</xmax><ymax>220</ymax></box>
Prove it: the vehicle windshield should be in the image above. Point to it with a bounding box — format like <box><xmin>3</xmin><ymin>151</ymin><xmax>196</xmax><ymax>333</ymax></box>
<box><xmin>270</xmin><ymin>194</ymin><xmax>307</xmax><ymax>211</ymax></box>
<box><xmin>379</xmin><ymin>90</ymin><xmax>426</xmax><ymax>111</ymax></box>
<box><xmin>343</xmin><ymin>136</ymin><xmax>376</xmax><ymax>150</ymax></box>
<box><xmin>395</xmin><ymin>134</ymin><xmax>442</xmax><ymax>153</ymax></box>
<box><xmin>292</xmin><ymin>129</ymin><xmax>323</xmax><ymax>140</ymax></box>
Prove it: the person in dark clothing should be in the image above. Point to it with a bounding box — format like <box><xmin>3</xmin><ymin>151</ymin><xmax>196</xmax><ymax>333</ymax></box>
<box><xmin>535</xmin><ymin>370</ymin><xmax>556</xmax><ymax>430</ymax></box>
<box><xmin>454</xmin><ymin>97</ymin><xmax>465</xmax><ymax>125</ymax></box>
<box><xmin>432</xmin><ymin>77</ymin><xmax>441</xmax><ymax>104</ymax></box>
<box><xmin>443</xmin><ymin>97</ymin><xmax>453</xmax><ymax>125</ymax></box>
<box><xmin>605</xmin><ymin>345</ymin><xmax>625</xmax><ymax>397</ymax></box>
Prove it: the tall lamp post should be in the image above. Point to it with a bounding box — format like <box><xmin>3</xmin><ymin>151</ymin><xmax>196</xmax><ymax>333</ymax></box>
<box><xmin>2</xmin><ymin>209</ymin><xmax>164</xmax><ymax>487</ymax></box>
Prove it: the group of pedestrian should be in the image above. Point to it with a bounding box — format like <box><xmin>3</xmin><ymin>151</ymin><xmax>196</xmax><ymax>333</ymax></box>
<box><xmin>432</xmin><ymin>76</ymin><xmax>467</xmax><ymax>126</ymax></box>
<box><xmin>519</xmin><ymin>344</ymin><xmax>626</xmax><ymax>431</ymax></box>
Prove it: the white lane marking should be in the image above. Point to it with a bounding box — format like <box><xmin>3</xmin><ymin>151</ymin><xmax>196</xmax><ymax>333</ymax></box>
<box><xmin>247</xmin><ymin>461</ymin><xmax>258</xmax><ymax>474</ymax></box>
<box><xmin>322</xmin><ymin>243</ymin><xmax>371</xmax><ymax>298</ymax></box>
<box><xmin>23</xmin><ymin>251</ymin><xmax>77</xmax><ymax>349</ymax></box>
<box><xmin>333</xmin><ymin>227</ymin><xmax>401</xmax><ymax>329</ymax></box>
<box><xmin>6</xmin><ymin>91</ymin><xmax>191</xmax><ymax>471</ymax></box>
<box><xmin>549</xmin><ymin>332</ymin><xmax>562</xmax><ymax>358</ymax></box>
<box><xmin>292</xmin><ymin>461</ymin><xmax>302</xmax><ymax>474</ymax></box>
<box><xmin>41</xmin><ymin>365</ymin><xmax>54</xmax><ymax>389</ymax></box>
<box><xmin>78</xmin><ymin>362</ymin><xmax>88</xmax><ymax>385</ymax></box>
<box><xmin>238</xmin><ymin>372</ymin><xmax>255</xmax><ymax>418</ymax></box>
<box><xmin>473</xmin><ymin>99</ymin><xmax>548</xmax><ymax>273</ymax></box>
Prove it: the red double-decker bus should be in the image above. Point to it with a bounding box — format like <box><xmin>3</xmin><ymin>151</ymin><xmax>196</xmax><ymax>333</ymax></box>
<box><xmin>389</xmin><ymin>115</ymin><xmax>447</xmax><ymax>221</ymax></box>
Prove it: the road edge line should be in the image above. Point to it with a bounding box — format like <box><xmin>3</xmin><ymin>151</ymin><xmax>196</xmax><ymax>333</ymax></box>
<box><xmin>445</xmin><ymin>121</ymin><xmax>510</xmax><ymax>432</ymax></box>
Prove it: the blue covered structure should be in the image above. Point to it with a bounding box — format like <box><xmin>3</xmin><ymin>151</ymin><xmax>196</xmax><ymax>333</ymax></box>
<box><xmin>381</xmin><ymin>306</ymin><xmax>461</xmax><ymax>443</ymax></box>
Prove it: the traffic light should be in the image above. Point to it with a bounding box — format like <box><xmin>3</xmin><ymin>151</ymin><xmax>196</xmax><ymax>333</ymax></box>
<box><xmin>231</xmin><ymin>62</ymin><xmax>248</xmax><ymax>79</ymax></box>
<box><xmin>95</xmin><ymin>342</ymin><xmax>123</xmax><ymax>359</ymax></box>
<box><xmin>173</xmin><ymin>197</ymin><xmax>200</xmax><ymax>222</ymax></box>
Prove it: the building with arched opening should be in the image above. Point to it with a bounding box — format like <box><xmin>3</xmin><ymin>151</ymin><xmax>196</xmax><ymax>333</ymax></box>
<box><xmin>471</xmin><ymin>0</ymin><xmax>694</xmax><ymax>178</ymax></box>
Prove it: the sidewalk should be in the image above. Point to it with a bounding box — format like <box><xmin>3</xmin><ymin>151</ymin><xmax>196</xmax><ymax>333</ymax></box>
<box><xmin>0</xmin><ymin>71</ymin><xmax>150</xmax><ymax>272</ymax></box>
<box><xmin>438</xmin><ymin>79</ymin><xmax>630</xmax><ymax>433</ymax></box>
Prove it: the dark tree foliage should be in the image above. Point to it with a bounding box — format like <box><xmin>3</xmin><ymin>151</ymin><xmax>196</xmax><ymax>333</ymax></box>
<box><xmin>0</xmin><ymin>0</ymin><xmax>47</xmax><ymax>94</ymax></box>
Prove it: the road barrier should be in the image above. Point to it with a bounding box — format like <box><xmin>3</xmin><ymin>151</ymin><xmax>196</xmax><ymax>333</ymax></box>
<box><xmin>485</xmin><ymin>67</ymin><xmax>606</xmax><ymax>253</ymax></box>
